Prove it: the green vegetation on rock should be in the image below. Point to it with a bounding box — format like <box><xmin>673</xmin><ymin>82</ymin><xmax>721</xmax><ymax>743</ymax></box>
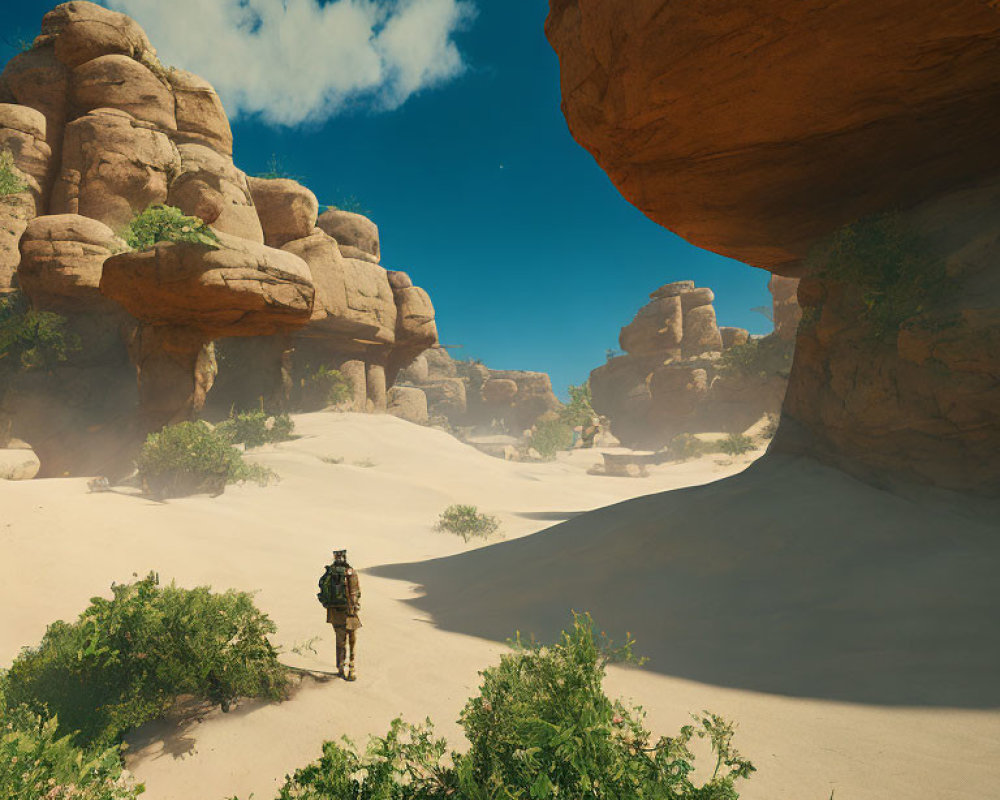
<box><xmin>0</xmin><ymin>150</ymin><xmax>27</xmax><ymax>197</ymax></box>
<box><xmin>435</xmin><ymin>504</ymin><xmax>500</xmax><ymax>541</ymax></box>
<box><xmin>122</xmin><ymin>204</ymin><xmax>220</xmax><ymax>251</ymax></box>
<box><xmin>0</xmin><ymin>291</ymin><xmax>80</xmax><ymax>371</ymax></box>
<box><xmin>559</xmin><ymin>381</ymin><xmax>596</xmax><ymax>428</ymax></box>
<box><xmin>137</xmin><ymin>421</ymin><xmax>274</xmax><ymax>498</ymax></box>
<box><xmin>269</xmin><ymin>613</ymin><xmax>753</xmax><ymax>799</ymax></box>
<box><xmin>809</xmin><ymin>211</ymin><xmax>953</xmax><ymax>340</ymax></box>
<box><xmin>1</xmin><ymin>573</ymin><xmax>288</xmax><ymax>750</ymax></box>
<box><xmin>718</xmin><ymin>334</ymin><xmax>793</xmax><ymax>379</ymax></box>
<box><xmin>305</xmin><ymin>365</ymin><xmax>353</xmax><ymax>407</ymax></box>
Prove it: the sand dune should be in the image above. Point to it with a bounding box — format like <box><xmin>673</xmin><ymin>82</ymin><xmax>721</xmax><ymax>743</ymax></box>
<box><xmin>1</xmin><ymin>412</ymin><xmax>998</xmax><ymax>800</ymax></box>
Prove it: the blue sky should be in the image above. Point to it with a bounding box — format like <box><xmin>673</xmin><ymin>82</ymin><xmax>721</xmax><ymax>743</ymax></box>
<box><xmin>3</xmin><ymin>0</ymin><xmax>772</xmax><ymax>398</ymax></box>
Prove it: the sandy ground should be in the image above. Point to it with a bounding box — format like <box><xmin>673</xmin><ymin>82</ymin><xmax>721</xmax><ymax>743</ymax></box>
<box><xmin>1</xmin><ymin>412</ymin><xmax>998</xmax><ymax>800</ymax></box>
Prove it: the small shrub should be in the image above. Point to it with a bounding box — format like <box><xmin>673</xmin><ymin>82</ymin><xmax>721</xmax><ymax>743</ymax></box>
<box><xmin>2</xmin><ymin>572</ymin><xmax>288</xmax><ymax>749</ymax></box>
<box><xmin>666</xmin><ymin>433</ymin><xmax>719</xmax><ymax>462</ymax></box>
<box><xmin>559</xmin><ymin>381</ymin><xmax>596</xmax><ymax>428</ymax></box>
<box><xmin>719</xmin><ymin>433</ymin><xmax>756</xmax><ymax>457</ymax></box>
<box><xmin>718</xmin><ymin>334</ymin><xmax>794</xmax><ymax>379</ymax></box>
<box><xmin>327</xmin><ymin>195</ymin><xmax>370</xmax><ymax>216</ymax></box>
<box><xmin>254</xmin><ymin>154</ymin><xmax>302</xmax><ymax>181</ymax></box>
<box><xmin>0</xmin><ymin>291</ymin><xmax>80</xmax><ymax>371</ymax></box>
<box><xmin>320</xmin><ymin>455</ymin><xmax>344</xmax><ymax>465</ymax></box>
<box><xmin>122</xmin><ymin>204</ymin><xmax>220</xmax><ymax>251</ymax></box>
<box><xmin>0</xmin><ymin>705</ymin><xmax>142</xmax><ymax>800</ymax></box>
<box><xmin>529</xmin><ymin>418</ymin><xmax>574</xmax><ymax>460</ymax></box>
<box><xmin>435</xmin><ymin>504</ymin><xmax>500</xmax><ymax>541</ymax></box>
<box><xmin>0</xmin><ymin>149</ymin><xmax>27</xmax><ymax>197</ymax></box>
<box><xmin>137</xmin><ymin>421</ymin><xmax>274</xmax><ymax>498</ymax></box>
<box><xmin>808</xmin><ymin>211</ymin><xmax>953</xmax><ymax>340</ymax></box>
<box><xmin>305</xmin><ymin>366</ymin><xmax>353</xmax><ymax>407</ymax></box>
<box><xmin>353</xmin><ymin>458</ymin><xmax>376</xmax><ymax>468</ymax></box>
<box><xmin>272</xmin><ymin>613</ymin><xmax>754</xmax><ymax>800</ymax></box>
<box><xmin>216</xmin><ymin>409</ymin><xmax>296</xmax><ymax>449</ymax></box>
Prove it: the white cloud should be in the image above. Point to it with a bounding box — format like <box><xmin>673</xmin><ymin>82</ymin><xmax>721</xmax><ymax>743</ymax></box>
<box><xmin>104</xmin><ymin>0</ymin><xmax>475</xmax><ymax>125</ymax></box>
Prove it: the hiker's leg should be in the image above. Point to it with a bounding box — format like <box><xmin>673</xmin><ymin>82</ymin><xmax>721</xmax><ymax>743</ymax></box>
<box><xmin>348</xmin><ymin>630</ymin><xmax>357</xmax><ymax>675</ymax></box>
<box><xmin>334</xmin><ymin>626</ymin><xmax>347</xmax><ymax>673</ymax></box>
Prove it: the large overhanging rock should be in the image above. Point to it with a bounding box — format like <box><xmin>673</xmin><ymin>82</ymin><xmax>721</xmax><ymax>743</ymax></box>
<box><xmin>101</xmin><ymin>232</ymin><xmax>314</xmax><ymax>337</ymax></box>
<box><xmin>548</xmin><ymin>0</ymin><xmax>1000</xmax><ymax>493</ymax></box>
<box><xmin>546</xmin><ymin>0</ymin><xmax>1000</xmax><ymax>272</ymax></box>
<box><xmin>17</xmin><ymin>214</ymin><xmax>124</xmax><ymax>313</ymax></box>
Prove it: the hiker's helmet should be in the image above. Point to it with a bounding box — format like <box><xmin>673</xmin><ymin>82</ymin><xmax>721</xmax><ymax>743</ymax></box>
<box><xmin>333</xmin><ymin>549</ymin><xmax>347</xmax><ymax>563</ymax></box>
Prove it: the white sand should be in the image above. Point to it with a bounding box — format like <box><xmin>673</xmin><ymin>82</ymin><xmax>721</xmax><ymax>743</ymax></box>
<box><xmin>1</xmin><ymin>412</ymin><xmax>997</xmax><ymax>800</ymax></box>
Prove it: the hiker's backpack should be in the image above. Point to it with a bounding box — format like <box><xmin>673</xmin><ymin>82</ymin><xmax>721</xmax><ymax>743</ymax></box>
<box><xmin>317</xmin><ymin>563</ymin><xmax>349</xmax><ymax>609</ymax></box>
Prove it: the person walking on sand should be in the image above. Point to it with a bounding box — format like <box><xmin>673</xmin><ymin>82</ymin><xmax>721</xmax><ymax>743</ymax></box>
<box><xmin>317</xmin><ymin>549</ymin><xmax>362</xmax><ymax>681</ymax></box>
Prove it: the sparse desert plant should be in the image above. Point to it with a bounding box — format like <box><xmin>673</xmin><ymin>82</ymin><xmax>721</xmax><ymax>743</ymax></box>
<box><xmin>559</xmin><ymin>381</ymin><xmax>596</xmax><ymax>428</ymax></box>
<box><xmin>137</xmin><ymin>420</ymin><xmax>274</xmax><ymax>498</ymax></box>
<box><xmin>122</xmin><ymin>204</ymin><xmax>220</xmax><ymax>251</ymax></box>
<box><xmin>435</xmin><ymin>504</ymin><xmax>500</xmax><ymax>541</ymax></box>
<box><xmin>270</xmin><ymin>613</ymin><xmax>754</xmax><ymax>800</ymax></box>
<box><xmin>216</xmin><ymin>409</ymin><xmax>296</xmax><ymax>449</ymax></box>
<box><xmin>529</xmin><ymin>418</ymin><xmax>574</xmax><ymax>460</ymax></box>
<box><xmin>320</xmin><ymin>455</ymin><xmax>344</xmax><ymax>465</ymax></box>
<box><xmin>719</xmin><ymin>432</ymin><xmax>756</xmax><ymax>456</ymax></box>
<box><xmin>0</xmin><ymin>149</ymin><xmax>27</xmax><ymax>197</ymax></box>
<box><xmin>808</xmin><ymin>211</ymin><xmax>953</xmax><ymax>340</ymax></box>
<box><xmin>254</xmin><ymin>154</ymin><xmax>303</xmax><ymax>181</ymax></box>
<box><xmin>327</xmin><ymin>195</ymin><xmax>370</xmax><ymax>216</ymax></box>
<box><xmin>665</xmin><ymin>433</ymin><xmax>719</xmax><ymax>462</ymax></box>
<box><xmin>0</xmin><ymin>291</ymin><xmax>80</xmax><ymax>371</ymax></box>
<box><xmin>305</xmin><ymin>365</ymin><xmax>353</xmax><ymax>407</ymax></box>
<box><xmin>2</xmin><ymin>572</ymin><xmax>289</xmax><ymax>749</ymax></box>
<box><xmin>0</xmin><ymin>705</ymin><xmax>142</xmax><ymax>800</ymax></box>
<box><xmin>353</xmin><ymin>458</ymin><xmax>376</xmax><ymax>468</ymax></box>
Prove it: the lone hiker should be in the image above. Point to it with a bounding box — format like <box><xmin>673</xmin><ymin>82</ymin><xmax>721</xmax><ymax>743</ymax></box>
<box><xmin>317</xmin><ymin>549</ymin><xmax>362</xmax><ymax>681</ymax></box>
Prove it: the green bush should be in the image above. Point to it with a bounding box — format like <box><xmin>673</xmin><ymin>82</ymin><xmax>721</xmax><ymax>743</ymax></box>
<box><xmin>809</xmin><ymin>211</ymin><xmax>953</xmax><ymax>340</ymax></box>
<box><xmin>0</xmin><ymin>291</ymin><xmax>80</xmax><ymax>371</ymax></box>
<box><xmin>254</xmin><ymin>154</ymin><xmax>303</xmax><ymax>182</ymax></box>
<box><xmin>0</xmin><ymin>705</ymin><xmax>142</xmax><ymax>800</ymax></box>
<box><xmin>122</xmin><ymin>204</ymin><xmax>220</xmax><ymax>251</ymax></box>
<box><xmin>718</xmin><ymin>334</ymin><xmax>793</xmax><ymax>379</ymax></box>
<box><xmin>2</xmin><ymin>572</ymin><xmax>288</xmax><ymax>750</ymax></box>
<box><xmin>665</xmin><ymin>433</ymin><xmax>719</xmax><ymax>462</ymax></box>
<box><xmin>216</xmin><ymin>409</ymin><xmax>296</xmax><ymax>449</ymax></box>
<box><xmin>435</xmin><ymin>504</ymin><xmax>500</xmax><ymax>541</ymax></box>
<box><xmin>558</xmin><ymin>381</ymin><xmax>596</xmax><ymax>428</ymax></box>
<box><xmin>0</xmin><ymin>149</ymin><xmax>27</xmax><ymax>197</ymax></box>
<box><xmin>719</xmin><ymin>433</ymin><xmax>756</xmax><ymax>457</ymax></box>
<box><xmin>137</xmin><ymin>421</ymin><xmax>273</xmax><ymax>498</ymax></box>
<box><xmin>305</xmin><ymin>366</ymin><xmax>353</xmax><ymax>407</ymax></box>
<box><xmin>529</xmin><ymin>419</ymin><xmax>574</xmax><ymax>460</ymax></box>
<box><xmin>271</xmin><ymin>613</ymin><xmax>754</xmax><ymax>800</ymax></box>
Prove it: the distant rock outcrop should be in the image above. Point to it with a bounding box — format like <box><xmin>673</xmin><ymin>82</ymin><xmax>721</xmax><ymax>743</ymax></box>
<box><xmin>0</xmin><ymin>1</ymin><xmax>440</xmax><ymax>475</ymax></box>
<box><xmin>589</xmin><ymin>280</ymin><xmax>791</xmax><ymax>448</ymax></box>
<box><xmin>547</xmin><ymin>0</ymin><xmax>1000</xmax><ymax>493</ymax></box>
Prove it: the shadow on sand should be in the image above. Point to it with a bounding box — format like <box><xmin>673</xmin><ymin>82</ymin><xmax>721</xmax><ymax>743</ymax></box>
<box><xmin>372</xmin><ymin>455</ymin><xmax>1000</xmax><ymax>708</ymax></box>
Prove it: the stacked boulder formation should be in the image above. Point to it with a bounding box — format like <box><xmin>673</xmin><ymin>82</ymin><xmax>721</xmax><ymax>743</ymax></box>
<box><xmin>395</xmin><ymin>347</ymin><xmax>561</xmax><ymax>434</ymax></box>
<box><xmin>590</xmin><ymin>280</ymin><xmax>793</xmax><ymax>448</ymax></box>
<box><xmin>547</xmin><ymin>0</ymin><xmax>1000</xmax><ymax>494</ymax></box>
<box><xmin>0</xmin><ymin>2</ymin><xmax>438</xmax><ymax>475</ymax></box>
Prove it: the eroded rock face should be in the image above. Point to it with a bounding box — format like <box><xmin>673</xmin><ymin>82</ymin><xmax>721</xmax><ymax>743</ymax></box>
<box><xmin>248</xmin><ymin>177</ymin><xmax>318</xmax><ymax>249</ymax></box>
<box><xmin>317</xmin><ymin>208</ymin><xmax>380</xmax><ymax>263</ymax></box>
<box><xmin>769</xmin><ymin>275</ymin><xmax>802</xmax><ymax>341</ymax></box>
<box><xmin>387</xmin><ymin>385</ymin><xmax>428</xmax><ymax>424</ymax></box>
<box><xmin>17</xmin><ymin>214</ymin><xmax>123</xmax><ymax>312</ymax></box>
<box><xmin>166</xmin><ymin>69</ymin><xmax>232</xmax><ymax>155</ymax></box>
<box><xmin>548</xmin><ymin>0</ymin><xmax>1000</xmax><ymax>492</ymax></box>
<box><xmin>43</xmin><ymin>1</ymin><xmax>155</xmax><ymax>70</ymax></box>
<box><xmin>52</xmin><ymin>109</ymin><xmax>179</xmax><ymax>230</ymax></box>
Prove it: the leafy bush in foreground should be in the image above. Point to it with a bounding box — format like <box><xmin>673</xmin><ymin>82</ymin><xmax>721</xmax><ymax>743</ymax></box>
<box><xmin>435</xmin><ymin>504</ymin><xmax>500</xmax><ymax>541</ymax></box>
<box><xmin>0</xmin><ymin>291</ymin><xmax>80</xmax><ymax>371</ymax></box>
<box><xmin>271</xmin><ymin>614</ymin><xmax>753</xmax><ymax>799</ymax></box>
<box><xmin>529</xmin><ymin>418</ymin><xmax>574</xmax><ymax>460</ymax></box>
<box><xmin>137</xmin><ymin>421</ymin><xmax>273</xmax><ymax>498</ymax></box>
<box><xmin>2</xmin><ymin>573</ymin><xmax>288</xmax><ymax>750</ymax></box>
<box><xmin>216</xmin><ymin>409</ymin><xmax>296</xmax><ymax>449</ymax></box>
<box><xmin>0</xmin><ymin>149</ymin><xmax>27</xmax><ymax>197</ymax></box>
<box><xmin>122</xmin><ymin>204</ymin><xmax>220</xmax><ymax>251</ymax></box>
<box><xmin>306</xmin><ymin>366</ymin><xmax>353</xmax><ymax>407</ymax></box>
<box><xmin>0</xmin><ymin>705</ymin><xmax>143</xmax><ymax>800</ymax></box>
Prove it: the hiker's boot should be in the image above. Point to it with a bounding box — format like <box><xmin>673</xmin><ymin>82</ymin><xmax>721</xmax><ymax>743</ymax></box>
<box><xmin>336</xmin><ymin>661</ymin><xmax>346</xmax><ymax>679</ymax></box>
<box><xmin>346</xmin><ymin>661</ymin><xmax>356</xmax><ymax>682</ymax></box>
